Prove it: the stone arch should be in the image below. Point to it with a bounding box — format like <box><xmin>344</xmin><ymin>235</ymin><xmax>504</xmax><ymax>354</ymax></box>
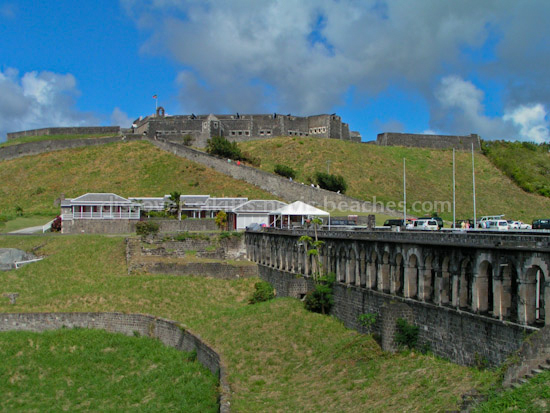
<box><xmin>475</xmin><ymin>260</ymin><xmax>494</xmax><ymax>314</ymax></box>
<box><xmin>368</xmin><ymin>250</ymin><xmax>378</xmax><ymax>289</ymax></box>
<box><xmin>379</xmin><ymin>251</ymin><xmax>391</xmax><ymax>292</ymax></box>
<box><xmin>347</xmin><ymin>248</ymin><xmax>357</xmax><ymax>285</ymax></box>
<box><xmin>404</xmin><ymin>253</ymin><xmax>419</xmax><ymax>298</ymax></box>
<box><xmin>522</xmin><ymin>261</ymin><xmax>548</xmax><ymax>326</ymax></box>
<box><xmin>458</xmin><ymin>258</ymin><xmax>473</xmax><ymax>310</ymax></box>
<box><xmin>422</xmin><ymin>254</ymin><xmax>436</xmax><ymax>302</ymax></box>
<box><xmin>156</xmin><ymin>106</ymin><xmax>165</xmax><ymax>117</ymax></box>
<box><xmin>498</xmin><ymin>260</ymin><xmax>519</xmax><ymax>322</ymax></box>
<box><xmin>440</xmin><ymin>255</ymin><xmax>451</xmax><ymax>305</ymax></box>
<box><xmin>392</xmin><ymin>253</ymin><xmax>405</xmax><ymax>296</ymax></box>
<box><xmin>336</xmin><ymin>245</ymin><xmax>347</xmax><ymax>283</ymax></box>
<box><xmin>359</xmin><ymin>247</ymin><xmax>367</xmax><ymax>287</ymax></box>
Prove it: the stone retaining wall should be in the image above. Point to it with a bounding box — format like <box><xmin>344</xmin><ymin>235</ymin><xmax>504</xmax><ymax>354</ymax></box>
<box><xmin>62</xmin><ymin>218</ymin><xmax>217</xmax><ymax>234</ymax></box>
<box><xmin>0</xmin><ymin>135</ymin><xmax>141</xmax><ymax>161</ymax></box>
<box><xmin>258</xmin><ymin>265</ymin><xmax>533</xmax><ymax>366</ymax></box>
<box><xmin>0</xmin><ymin>312</ymin><xmax>231</xmax><ymax>412</ymax></box>
<box><xmin>7</xmin><ymin>127</ymin><xmax>121</xmax><ymax>140</ymax></box>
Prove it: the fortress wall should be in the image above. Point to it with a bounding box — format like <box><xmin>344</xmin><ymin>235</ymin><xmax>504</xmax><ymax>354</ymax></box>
<box><xmin>258</xmin><ymin>265</ymin><xmax>531</xmax><ymax>366</ymax></box>
<box><xmin>0</xmin><ymin>312</ymin><xmax>231</xmax><ymax>412</ymax></box>
<box><xmin>7</xmin><ymin>126</ymin><xmax>120</xmax><ymax>140</ymax></box>
<box><xmin>147</xmin><ymin>137</ymin><xmax>400</xmax><ymax>216</ymax></box>
<box><xmin>0</xmin><ymin>135</ymin><xmax>141</xmax><ymax>162</ymax></box>
<box><xmin>376</xmin><ymin>132</ymin><xmax>481</xmax><ymax>151</ymax></box>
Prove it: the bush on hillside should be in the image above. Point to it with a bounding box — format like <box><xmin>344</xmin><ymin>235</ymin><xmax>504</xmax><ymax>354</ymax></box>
<box><xmin>274</xmin><ymin>164</ymin><xmax>296</xmax><ymax>179</ymax></box>
<box><xmin>136</xmin><ymin>221</ymin><xmax>159</xmax><ymax>236</ymax></box>
<box><xmin>206</xmin><ymin>136</ymin><xmax>244</xmax><ymax>160</ymax></box>
<box><xmin>248</xmin><ymin>281</ymin><xmax>275</xmax><ymax>304</ymax></box>
<box><xmin>51</xmin><ymin>215</ymin><xmax>62</xmax><ymax>232</ymax></box>
<box><xmin>315</xmin><ymin>172</ymin><xmax>348</xmax><ymax>193</ymax></box>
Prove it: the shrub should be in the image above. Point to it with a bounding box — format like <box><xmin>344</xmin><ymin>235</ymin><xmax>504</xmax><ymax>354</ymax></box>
<box><xmin>395</xmin><ymin>318</ymin><xmax>419</xmax><ymax>350</ymax></box>
<box><xmin>182</xmin><ymin>134</ymin><xmax>194</xmax><ymax>146</ymax></box>
<box><xmin>357</xmin><ymin>313</ymin><xmax>377</xmax><ymax>332</ymax></box>
<box><xmin>136</xmin><ymin>221</ymin><xmax>159</xmax><ymax>236</ymax></box>
<box><xmin>206</xmin><ymin>136</ymin><xmax>243</xmax><ymax>160</ymax></box>
<box><xmin>215</xmin><ymin>210</ymin><xmax>228</xmax><ymax>230</ymax></box>
<box><xmin>274</xmin><ymin>164</ymin><xmax>296</xmax><ymax>179</ymax></box>
<box><xmin>303</xmin><ymin>273</ymin><xmax>335</xmax><ymax>314</ymax></box>
<box><xmin>314</xmin><ymin>172</ymin><xmax>347</xmax><ymax>193</ymax></box>
<box><xmin>51</xmin><ymin>215</ymin><xmax>62</xmax><ymax>232</ymax></box>
<box><xmin>248</xmin><ymin>281</ymin><xmax>275</xmax><ymax>304</ymax></box>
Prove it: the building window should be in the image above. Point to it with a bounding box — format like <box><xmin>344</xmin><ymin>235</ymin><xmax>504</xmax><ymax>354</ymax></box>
<box><xmin>213</xmin><ymin>122</ymin><xmax>218</xmax><ymax>128</ymax></box>
<box><xmin>267</xmin><ymin>130</ymin><xmax>272</xmax><ymax>135</ymax></box>
<box><xmin>260</xmin><ymin>130</ymin><xmax>264</xmax><ymax>135</ymax></box>
<box><xmin>231</xmin><ymin>131</ymin><xmax>236</xmax><ymax>136</ymax></box>
<box><xmin>238</xmin><ymin>131</ymin><xmax>243</xmax><ymax>136</ymax></box>
<box><xmin>245</xmin><ymin>131</ymin><xmax>250</xmax><ymax>136</ymax></box>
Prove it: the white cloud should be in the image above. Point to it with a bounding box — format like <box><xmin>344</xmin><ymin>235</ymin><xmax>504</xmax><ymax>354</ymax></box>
<box><xmin>0</xmin><ymin>68</ymin><xmax>96</xmax><ymax>141</ymax></box>
<box><xmin>110</xmin><ymin>107</ymin><xmax>133</xmax><ymax>128</ymax></box>
<box><xmin>123</xmin><ymin>1</ymin><xmax>550</xmax><ymax>139</ymax></box>
<box><xmin>503</xmin><ymin>104</ymin><xmax>549</xmax><ymax>143</ymax></box>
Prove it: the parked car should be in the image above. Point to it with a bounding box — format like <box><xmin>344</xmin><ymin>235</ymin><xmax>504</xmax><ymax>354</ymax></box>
<box><xmin>518</xmin><ymin>221</ymin><xmax>532</xmax><ymax>230</ymax></box>
<box><xmin>409</xmin><ymin>218</ymin><xmax>438</xmax><ymax>231</ymax></box>
<box><xmin>383</xmin><ymin>219</ymin><xmax>405</xmax><ymax>227</ymax></box>
<box><xmin>486</xmin><ymin>220</ymin><xmax>509</xmax><ymax>231</ymax></box>
<box><xmin>507</xmin><ymin>220</ymin><xmax>520</xmax><ymax>229</ymax></box>
<box><xmin>532</xmin><ymin>219</ymin><xmax>550</xmax><ymax>229</ymax></box>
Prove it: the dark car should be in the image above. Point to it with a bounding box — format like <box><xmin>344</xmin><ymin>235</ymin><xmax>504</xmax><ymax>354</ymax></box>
<box><xmin>532</xmin><ymin>219</ymin><xmax>550</xmax><ymax>229</ymax></box>
<box><xmin>383</xmin><ymin>219</ymin><xmax>405</xmax><ymax>227</ymax></box>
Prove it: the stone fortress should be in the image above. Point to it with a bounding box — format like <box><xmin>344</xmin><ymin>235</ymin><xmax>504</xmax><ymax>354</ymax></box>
<box><xmin>132</xmin><ymin>108</ymin><xmax>362</xmax><ymax>148</ymax></box>
<box><xmin>6</xmin><ymin>108</ymin><xmax>482</xmax><ymax>152</ymax></box>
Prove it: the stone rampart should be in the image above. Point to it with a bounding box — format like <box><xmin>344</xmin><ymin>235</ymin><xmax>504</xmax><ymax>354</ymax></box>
<box><xmin>376</xmin><ymin>132</ymin><xmax>481</xmax><ymax>151</ymax></box>
<box><xmin>0</xmin><ymin>312</ymin><xmax>230</xmax><ymax>412</ymax></box>
<box><xmin>0</xmin><ymin>135</ymin><xmax>141</xmax><ymax>161</ymax></box>
<box><xmin>7</xmin><ymin>126</ymin><xmax>120</xmax><ymax>140</ymax></box>
<box><xmin>258</xmin><ymin>265</ymin><xmax>532</xmax><ymax>366</ymax></box>
<box><xmin>146</xmin><ymin>137</ymin><xmax>400</xmax><ymax>216</ymax></box>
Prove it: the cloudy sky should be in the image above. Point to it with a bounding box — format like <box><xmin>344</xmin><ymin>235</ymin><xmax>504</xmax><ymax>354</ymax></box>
<box><xmin>1</xmin><ymin>0</ymin><xmax>549</xmax><ymax>142</ymax></box>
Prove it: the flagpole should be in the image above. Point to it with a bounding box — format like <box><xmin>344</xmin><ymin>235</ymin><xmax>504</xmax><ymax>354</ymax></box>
<box><xmin>403</xmin><ymin>158</ymin><xmax>406</xmax><ymax>224</ymax></box>
<box><xmin>472</xmin><ymin>143</ymin><xmax>477</xmax><ymax>229</ymax></box>
<box><xmin>453</xmin><ymin>148</ymin><xmax>456</xmax><ymax>229</ymax></box>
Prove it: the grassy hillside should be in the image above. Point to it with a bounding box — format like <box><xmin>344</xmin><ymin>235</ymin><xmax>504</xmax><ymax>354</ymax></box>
<box><xmin>239</xmin><ymin>137</ymin><xmax>550</xmax><ymax>223</ymax></box>
<box><xmin>0</xmin><ymin>140</ymin><xmax>274</xmax><ymax>225</ymax></box>
<box><xmin>0</xmin><ymin>235</ymin><xmax>496</xmax><ymax>412</ymax></box>
<box><xmin>0</xmin><ymin>329</ymin><xmax>218</xmax><ymax>412</ymax></box>
<box><xmin>481</xmin><ymin>140</ymin><xmax>550</xmax><ymax>197</ymax></box>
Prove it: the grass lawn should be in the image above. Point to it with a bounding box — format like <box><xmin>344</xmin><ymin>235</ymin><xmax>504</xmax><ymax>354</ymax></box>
<box><xmin>474</xmin><ymin>370</ymin><xmax>550</xmax><ymax>412</ymax></box>
<box><xmin>239</xmin><ymin>137</ymin><xmax>550</xmax><ymax>223</ymax></box>
<box><xmin>0</xmin><ymin>234</ymin><xmax>498</xmax><ymax>412</ymax></box>
<box><xmin>0</xmin><ymin>216</ymin><xmax>55</xmax><ymax>233</ymax></box>
<box><xmin>0</xmin><ymin>134</ymin><xmax>114</xmax><ymax>148</ymax></box>
<box><xmin>0</xmin><ymin>329</ymin><xmax>218</xmax><ymax>412</ymax></box>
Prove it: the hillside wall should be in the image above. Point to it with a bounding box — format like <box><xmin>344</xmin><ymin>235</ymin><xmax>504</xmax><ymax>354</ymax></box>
<box><xmin>146</xmin><ymin>137</ymin><xmax>400</xmax><ymax>216</ymax></box>
<box><xmin>7</xmin><ymin>126</ymin><xmax>120</xmax><ymax>140</ymax></box>
<box><xmin>0</xmin><ymin>135</ymin><xmax>141</xmax><ymax>161</ymax></box>
<box><xmin>376</xmin><ymin>132</ymin><xmax>481</xmax><ymax>151</ymax></box>
<box><xmin>0</xmin><ymin>312</ymin><xmax>230</xmax><ymax>412</ymax></box>
<box><xmin>62</xmin><ymin>218</ymin><xmax>216</xmax><ymax>234</ymax></box>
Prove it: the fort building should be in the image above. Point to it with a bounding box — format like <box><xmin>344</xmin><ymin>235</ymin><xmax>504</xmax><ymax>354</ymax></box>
<box><xmin>133</xmin><ymin>109</ymin><xmax>361</xmax><ymax>147</ymax></box>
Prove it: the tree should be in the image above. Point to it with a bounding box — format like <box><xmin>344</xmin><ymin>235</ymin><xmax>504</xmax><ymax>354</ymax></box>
<box><xmin>215</xmin><ymin>210</ymin><xmax>228</xmax><ymax>230</ymax></box>
<box><xmin>169</xmin><ymin>191</ymin><xmax>182</xmax><ymax>220</ymax></box>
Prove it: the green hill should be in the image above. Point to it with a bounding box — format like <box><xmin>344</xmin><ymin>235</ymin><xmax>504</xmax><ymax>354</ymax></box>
<box><xmin>239</xmin><ymin>137</ymin><xmax>550</xmax><ymax>223</ymax></box>
<box><xmin>0</xmin><ymin>140</ymin><xmax>274</xmax><ymax>227</ymax></box>
<box><xmin>481</xmin><ymin>140</ymin><xmax>550</xmax><ymax>197</ymax></box>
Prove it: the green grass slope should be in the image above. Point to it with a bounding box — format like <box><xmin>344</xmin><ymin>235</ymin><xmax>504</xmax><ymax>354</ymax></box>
<box><xmin>0</xmin><ymin>329</ymin><xmax>218</xmax><ymax>412</ymax></box>
<box><xmin>0</xmin><ymin>235</ymin><xmax>496</xmax><ymax>412</ymax></box>
<box><xmin>239</xmin><ymin>137</ymin><xmax>550</xmax><ymax>223</ymax></box>
<box><xmin>0</xmin><ymin>140</ymin><xmax>274</xmax><ymax>225</ymax></box>
<box><xmin>482</xmin><ymin>140</ymin><xmax>550</xmax><ymax>198</ymax></box>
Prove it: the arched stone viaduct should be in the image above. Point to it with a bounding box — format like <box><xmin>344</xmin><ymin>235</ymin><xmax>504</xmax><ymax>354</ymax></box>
<box><xmin>246</xmin><ymin>229</ymin><xmax>550</xmax><ymax>365</ymax></box>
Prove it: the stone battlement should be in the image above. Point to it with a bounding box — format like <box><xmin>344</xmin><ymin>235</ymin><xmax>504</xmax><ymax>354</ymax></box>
<box><xmin>377</xmin><ymin>132</ymin><xmax>481</xmax><ymax>151</ymax></box>
<box><xmin>7</xmin><ymin>126</ymin><xmax>121</xmax><ymax>140</ymax></box>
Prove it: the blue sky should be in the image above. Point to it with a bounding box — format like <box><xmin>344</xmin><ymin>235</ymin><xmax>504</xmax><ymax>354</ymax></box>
<box><xmin>1</xmin><ymin>0</ymin><xmax>549</xmax><ymax>143</ymax></box>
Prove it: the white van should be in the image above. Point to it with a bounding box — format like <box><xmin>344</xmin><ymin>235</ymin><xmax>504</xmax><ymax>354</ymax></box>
<box><xmin>410</xmin><ymin>219</ymin><xmax>438</xmax><ymax>231</ymax></box>
<box><xmin>479</xmin><ymin>215</ymin><xmax>504</xmax><ymax>228</ymax></box>
<box><xmin>486</xmin><ymin>219</ymin><xmax>509</xmax><ymax>231</ymax></box>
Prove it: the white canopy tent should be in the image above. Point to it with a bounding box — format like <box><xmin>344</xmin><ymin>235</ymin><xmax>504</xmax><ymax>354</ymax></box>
<box><xmin>268</xmin><ymin>201</ymin><xmax>330</xmax><ymax>229</ymax></box>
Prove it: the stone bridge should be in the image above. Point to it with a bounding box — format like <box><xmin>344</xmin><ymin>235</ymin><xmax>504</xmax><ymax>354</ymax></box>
<box><xmin>246</xmin><ymin>229</ymin><xmax>550</xmax><ymax>365</ymax></box>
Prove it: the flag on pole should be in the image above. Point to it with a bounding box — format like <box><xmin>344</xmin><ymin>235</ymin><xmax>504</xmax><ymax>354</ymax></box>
<box><xmin>152</xmin><ymin>94</ymin><xmax>157</xmax><ymax>99</ymax></box>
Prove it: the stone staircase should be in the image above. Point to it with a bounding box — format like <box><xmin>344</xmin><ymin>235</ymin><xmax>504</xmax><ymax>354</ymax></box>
<box><xmin>510</xmin><ymin>358</ymin><xmax>550</xmax><ymax>389</ymax></box>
